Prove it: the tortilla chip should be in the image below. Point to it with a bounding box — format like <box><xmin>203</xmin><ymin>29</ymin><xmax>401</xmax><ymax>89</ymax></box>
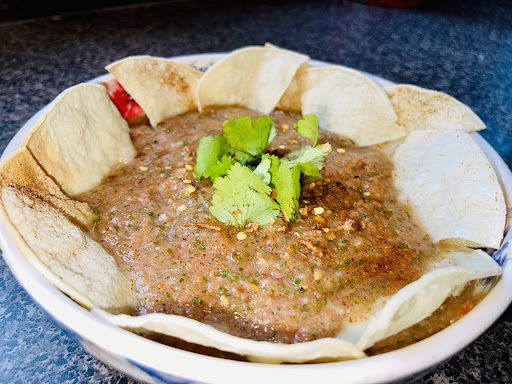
<box><xmin>94</xmin><ymin>308</ymin><xmax>365</xmax><ymax>364</ymax></box>
<box><xmin>300</xmin><ymin>66</ymin><xmax>406</xmax><ymax>146</ymax></box>
<box><xmin>26</xmin><ymin>83</ymin><xmax>136</xmax><ymax>196</ymax></box>
<box><xmin>340</xmin><ymin>248</ymin><xmax>501</xmax><ymax>350</ymax></box>
<box><xmin>0</xmin><ymin>186</ymin><xmax>135</xmax><ymax>312</ymax></box>
<box><xmin>393</xmin><ymin>129</ymin><xmax>506</xmax><ymax>248</ymax></box>
<box><xmin>0</xmin><ymin>148</ymin><xmax>93</xmax><ymax>227</ymax></box>
<box><xmin>196</xmin><ymin>46</ymin><xmax>308</xmax><ymax>114</ymax></box>
<box><xmin>106</xmin><ymin>56</ymin><xmax>202</xmax><ymax>127</ymax></box>
<box><xmin>386</xmin><ymin>84</ymin><xmax>485</xmax><ymax>132</ymax></box>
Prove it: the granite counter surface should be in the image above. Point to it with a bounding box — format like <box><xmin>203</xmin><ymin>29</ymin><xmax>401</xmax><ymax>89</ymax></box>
<box><xmin>1</xmin><ymin>0</ymin><xmax>511</xmax><ymax>382</ymax></box>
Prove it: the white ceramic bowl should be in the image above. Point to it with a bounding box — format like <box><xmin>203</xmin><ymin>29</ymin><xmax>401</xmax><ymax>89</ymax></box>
<box><xmin>1</xmin><ymin>54</ymin><xmax>511</xmax><ymax>384</ymax></box>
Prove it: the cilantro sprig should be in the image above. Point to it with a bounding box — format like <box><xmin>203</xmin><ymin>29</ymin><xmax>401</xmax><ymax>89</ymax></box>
<box><xmin>287</xmin><ymin>143</ymin><xmax>332</xmax><ymax>178</ymax></box>
<box><xmin>194</xmin><ymin>135</ymin><xmax>231</xmax><ymax>181</ymax></box>
<box><xmin>269</xmin><ymin>157</ymin><xmax>301</xmax><ymax>222</ymax></box>
<box><xmin>209</xmin><ymin>163</ymin><xmax>280</xmax><ymax>226</ymax></box>
<box><xmin>195</xmin><ymin>114</ymin><xmax>331</xmax><ymax>227</ymax></box>
<box><xmin>294</xmin><ymin>114</ymin><xmax>318</xmax><ymax>146</ymax></box>
<box><xmin>223</xmin><ymin>115</ymin><xmax>276</xmax><ymax>164</ymax></box>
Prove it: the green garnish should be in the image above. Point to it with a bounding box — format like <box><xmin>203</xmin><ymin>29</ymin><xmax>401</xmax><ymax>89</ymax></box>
<box><xmin>294</xmin><ymin>114</ymin><xmax>319</xmax><ymax>146</ymax></box>
<box><xmin>253</xmin><ymin>154</ymin><xmax>272</xmax><ymax>184</ymax></box>
<box><xmin>287</xmin><ymin>143</ymin><xmax>332</xmax><ymax>169</ymax></box>
<box><xmin>196</xmin><ymin>114</ymin><xmax>330</xmax><ymax>228</ymax></box>
<box><xmin>192</xmin><ymin>297</ymin><xmax>203</xmax><ymax>306</ymax></box>
<box><xmin>194</xmin><ymin>135</ymin><xmax>232</xmax><ymax>180</ymax></box>
<box><xmin>207</xmin><ymin>155</ymin><xmax>234</xmax><ymax>181</ymax></box>
<box><xmin>298</xmin><ymin>162</ymin><xmax>322</xmax><ymax>178</ymax></box>
<box><xmin>223</xmin><ymin>115</ymin><xmax>275</xmax><ymax>164</ymax></box>
<box><xmin>398</xmin><ymin>241</ymin><xmax>409</xmax><ymax>249</ymax></box>
<box><xmin>269</xmin><ymin>157</ymin><xmax>301</xmax><ymax>222</ymax></box>
<box><xmin>209</xmin><ymin>162</ymin><xmax>280</xmax><ymax>227</ymax></box>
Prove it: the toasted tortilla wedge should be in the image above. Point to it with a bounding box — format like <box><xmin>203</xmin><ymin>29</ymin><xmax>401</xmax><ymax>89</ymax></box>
<box><xmin>339</xmin><ymin>248</ymin><xmax>501</xmax><ymax>350</ymax></box>
<box><xmin>0</xmin><ymin>148</ymin><xmax>93</xmax><ymax>227</ymax></box>
<box><xmin>94</xmin><ymin>309</ymin><xmax>365</xmax><ymax>364</ymax></box>
<box><xmin>300</xmin><ymin>66</ymin><xmax>406</xmax><ymax>146</ymax></box>
<box><xmin>0</xmin><ymin>186</ymin><xmax>135</xmax><ymax>312</ymax></box>
<box><xmin>393</xmin><ymin>129</ymin><xmax>506</xmax><ymax>249</ymax></box>
<box><xmin>196</xmin><ymin>46</ymin><xmax>308</xmax><ymax>114</ymax></box>
<box><xmin>106</xmin><ymin>56</ymin><xmax>202</xmax><ymax>127</ymax></box>
<box><xmin>26</xmin><ymin>83</ymin><xmax>136</xmax><ymax>196</ymax></box>
<box><xmin>386</xmin><ymin>84</ymin><xmax>485</xmax><ymax>132</ymax></box>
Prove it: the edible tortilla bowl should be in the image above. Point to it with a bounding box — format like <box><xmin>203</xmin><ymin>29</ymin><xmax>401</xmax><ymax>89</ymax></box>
<box><xmin>1</xmin><ymin>53</ymin><xmax>511</xmax><ymax>384</ymax></box>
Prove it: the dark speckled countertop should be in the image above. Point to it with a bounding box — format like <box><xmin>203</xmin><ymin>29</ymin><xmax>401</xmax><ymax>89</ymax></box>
<box><xmin>0</xmin><ymin>0</ymin><xmax>511</xmax><ymax>382</ymax></box>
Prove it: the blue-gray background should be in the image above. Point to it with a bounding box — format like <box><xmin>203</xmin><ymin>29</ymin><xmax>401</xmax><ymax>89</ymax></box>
<box><xmin>1</xmin><ymin>1</ymin><xmax>511</xmax><ymax>382</ymax></box>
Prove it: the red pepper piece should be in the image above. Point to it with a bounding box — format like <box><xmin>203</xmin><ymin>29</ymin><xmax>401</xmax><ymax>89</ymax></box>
<box><xmin>104</xmin><ymin>79</ymin><xmax>145</xmax><ymax>122</ymax></box>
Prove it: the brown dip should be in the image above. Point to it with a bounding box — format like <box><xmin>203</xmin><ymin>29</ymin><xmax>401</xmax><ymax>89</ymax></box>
<box><xmin>79</xmin><ymin>107</ymin><xmax>453</xmax><ymax>345</ymax></box>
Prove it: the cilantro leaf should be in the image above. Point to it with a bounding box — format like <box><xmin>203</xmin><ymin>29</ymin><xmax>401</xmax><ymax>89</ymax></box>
<box><xmin>207</xmin><ymin>155</ymin><xmax>234</xmax><ymax>181</ymax></box>
<box><xmin>299</xmin><ymin>162</ymin><xmax>322</xmax><ymax>178</ymax></box>
<box><xmin>195</xmin><ymin>135</ymin><xmax>231</xmax><ymax>180</ymax></box>
<box><xmin>209</xmin><ymin>163</ymin><xmax>280</xmax><ymax>227</ymax></box>
<box><xmin>268</xmin><ymin>123</ymin><xmax>277</xmax><ymax>144</ymax></box>
<box><xmin>294</xmin><ymin>114</ymin><xmax>319</xmax><ymax>146</ymax></box>
<box><xmin>287</xmin><ymin>143</ymin><xmax>332</xmax><ymax>171</ymax></box>
<box><xmin>254</xmin><ymin>115</ymin><xmax>277</xmax><ymax>147</ymax></box>
<box><xmin>223</xmin><ymin>115</ymin><xmax>275</xmax><ymax>164</ymax></box>
<box><xmin>269</xmin><ymin>157</ymin><xmax>301</xmax><ymax>222</ymax></box>
<box><xmin>253</xmin><ymin>154</ymin><xmax>272</xmax><ymax>184</ymax></box>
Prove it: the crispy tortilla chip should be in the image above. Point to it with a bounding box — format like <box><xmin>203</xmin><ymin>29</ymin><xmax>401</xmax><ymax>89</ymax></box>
<box><xmin>300</xmin><ymin>66</ymin><xmax>406</xmax><ymax>146</ymax></box>
<box><xmin>393</xmin><ymin>129</ymin><xmax>506</xmax><ymax>248</ymax></box>
<box><xmin>106</xmin><ymin>56</ymin><xmax>202</xmax><ymax>127</ymax></box>
<box><xmin>94</xmin><ymin>308</ymin><xmax>365</xmax><ymax>364</ymax></box>
<box><xmin>386</xmin><ymin>84</ymin><xmax>485</xmax><ymax>132</ymax></box>
<box><xmin>26</xmin><ymin>83</ymin><xmax>136</xmax><ymax>196</ymax></box>
<box><xmin>196</xmin><ymin>46</ymin><xmax>308</xmax><ymax>114</ymax></box>
<box><xmin>0</xmin><ymin>148</ymin><xmax>93</xmax><ymax>227</ymax></box>
<box><xmin>340</xmin><ymin>248</ymin><xmax>501</xmax><ymax>350</ymax></box>
<box><xmin>0</xmin><ymin>186</ymin><xmax>135</xmax><ymax>312</ymax></box>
